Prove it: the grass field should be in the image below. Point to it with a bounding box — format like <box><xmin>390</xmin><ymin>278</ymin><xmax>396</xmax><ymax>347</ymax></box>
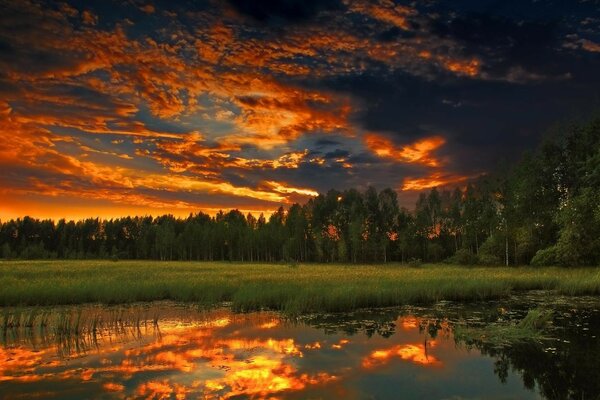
<box><xmin>1</xmin><ymin>260</ymin><xmax>599</xmax><ymax>314</ymax></box>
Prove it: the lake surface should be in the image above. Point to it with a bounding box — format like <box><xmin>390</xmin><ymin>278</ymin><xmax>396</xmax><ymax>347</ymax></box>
<box><xmin>1</xmin><ymin>293</ymin><xmax>599</xmax><ymax>399</ymax></box>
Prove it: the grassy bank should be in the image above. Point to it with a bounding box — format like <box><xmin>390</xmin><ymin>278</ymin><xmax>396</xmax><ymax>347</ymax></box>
<box><xmin>1</xmin><ymin>261</ymin><xmax>599</xmax><ymax>314</ymax></box>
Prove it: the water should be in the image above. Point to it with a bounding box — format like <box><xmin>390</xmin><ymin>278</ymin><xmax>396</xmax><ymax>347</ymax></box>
<box><xmin>1</xmin><ymin>294</ymin><xmax>599</xmax><ymax>399</ymax></box>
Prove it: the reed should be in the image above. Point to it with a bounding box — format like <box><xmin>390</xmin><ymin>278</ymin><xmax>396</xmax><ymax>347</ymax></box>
<box><xmin>1</xmin><ymin>260</ymin><xmax>599</xmax><ymax>314</ymax></box>
<box><xmin>454</xmin><ymin>307</ymin><xmax>554</xmax><ymax>346</ymax></box>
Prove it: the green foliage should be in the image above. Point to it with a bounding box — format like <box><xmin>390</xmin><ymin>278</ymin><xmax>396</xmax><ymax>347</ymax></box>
<box><xmin>21</xmin><ymin>242</ymin><xmax>47</xmax><ymax>260</ymax></box>
<box><xmin>1</xmin><ymin>242</ymin><xmax>11</xmax><ymax>259</ymax></box>
<box><xmin>552</xmin><ymin>187</ymin><xmax>600</xmax><ymax>266</ymax></box>
<box><xmin>407</xmin><ymin>258</ymin><xmax>422</xmax><ymax>268</ymax></box>
<box><xmin>479</xmin><ymin>235</ymin><xmax>504</xmax><ymax>261</ymax></box>
<box><xmin>518</xmin><ymin>308</ymin><xmax>553</xmax><ymax>330</ymax></box>
<box><xmin>427</xmin><ymin>242</ymin><xmax>445</xmax><ymax>262</ymax></box>
<box><xmin>530</xmin><ymin>246</ymin><xmax>558</xmax><ymax>267</ymax></box>
<box><xmin>478</xmin><ymin>254</ymin><xmax>502</xmax><ymax>266</ymax></box>
<box><xmin>445</xmin><ymin>249</ymin><xmax>478</xmax><ymax>265</ymax></box>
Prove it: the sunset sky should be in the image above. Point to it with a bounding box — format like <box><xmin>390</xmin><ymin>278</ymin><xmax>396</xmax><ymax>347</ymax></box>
<box><xmin>1</xmin><ymin>0</ymin><xmax>599</xmax><ymax>220</ymax></box>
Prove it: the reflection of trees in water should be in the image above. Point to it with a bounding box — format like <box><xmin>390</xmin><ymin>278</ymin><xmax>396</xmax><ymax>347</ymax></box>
<box><xmin>1</xmin><ymin>316</ymin><xmax>154</xmax><ymax>358</ymax></box>
<box><xmin>300</xmin><ymin>308</ymin><xmax>455</xmax><ymax>340</ymax></box>
<box><xmin>299</xmin><ymin>309</ymin><xmax>401</xmax><ymax>338</ymax></box>
<box><xmin>303</xmin><ymin>305</ymin><xmax>600</xmax><ymax>400</ymax></box>
<box><xmin>455</xmin><ymin>311</ymin><xmax>600</xmax><ymax>400</ymax></box>
<box><xmin>473</xmin><ymin>340</ymin><xmax>600</xmax><ymax>400</ymax></box>
<box><xmin>1</xmin><ymin>306</ymin><xmax>172</xmax><ymax>358</ymax></box>
<box><xmin>3</xmin><ymin>300</ymin><xmax>599</xmax><ymax>400</ymax></box>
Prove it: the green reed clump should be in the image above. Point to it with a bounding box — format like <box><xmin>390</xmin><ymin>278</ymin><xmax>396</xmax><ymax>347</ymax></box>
<box><xmin>518</xmin><ymin>308</ymin><xmax>554</xmax><ymax>330</ymax></box>
<box><xmin>454</xmin><ymin>307</ymin><xmax>553</xmax><ymax>347</ymax></box>
<box><xmin>0</xmin><ymin>260</ymin><xmax>599</xmax><ymax>313</ymax></box>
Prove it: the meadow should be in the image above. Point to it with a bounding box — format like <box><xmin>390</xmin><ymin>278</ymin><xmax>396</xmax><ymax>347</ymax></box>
<box><xmin>1</xmin><ymin>260</ymin><xmax>600</xmax><ymax>314</ymax></box>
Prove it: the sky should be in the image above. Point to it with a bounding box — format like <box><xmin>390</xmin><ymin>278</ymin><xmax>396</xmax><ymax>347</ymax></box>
<box><xmin>1</xmin><ymin>0</ymin><xmax>599</xmax><ymax>221</ymax></box>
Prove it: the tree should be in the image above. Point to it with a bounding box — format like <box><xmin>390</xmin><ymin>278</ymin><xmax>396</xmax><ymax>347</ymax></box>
<box><xmin>379</xmin><ymin>188</ymin><xmax>399</xmax><ymax>263</ymax></box>
<box><xmin>364</xmin><ymin>186</ymin><xmax>383</xmax><ymax>262</ymax></box>
<box><xmin>1</xmin><ymin>117</ymin><xmax>598</xmax><ymax>266</ymax></box>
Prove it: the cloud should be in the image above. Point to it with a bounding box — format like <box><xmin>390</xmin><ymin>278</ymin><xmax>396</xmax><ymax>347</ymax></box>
<box><xmin>581</xmin><ymin>39</ymin><xmax>600</xmax><ymax>53</ymax></box>
<box><xmin>140</xmin><ymin>4</ymin><xmax>155</xmax><ymax>14</ymax></box>
<box><xmin>264</xmin><ymin>181</ymin><xmax>318</xmax><ymax>197</ymax></box>
<box><xmin>349</xmin><ymin>1</ymin><xmax>415</xmax><ymax>31</ymax></box>
<box><xmin>81</xmin><ymin>10</ymin><xmax>98</xmax><ymax>25</ymax></box>
<box><xmin>1</xmin><ymin>0</ymin><xmax>599</xmax><ymax>219</ymax></box>
<box><xmin>401</xmin><ymin>172</ymin><xmax>469</xmax><ymax>191</ymax></box>
<box><xmin>226</xmin><ymin>0</ymin><xmax>344</xmax><ymax>24</ymax></box>
<box><xmin>365</xmin><ymin>134</ymin><xmax>446</xmax><ymax>167</ymax></box>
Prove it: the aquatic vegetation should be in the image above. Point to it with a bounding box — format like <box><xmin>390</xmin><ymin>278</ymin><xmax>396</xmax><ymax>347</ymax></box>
<box><xmin>454</xmin><ymin>308</ymin><xmax>554</xmax><ymax>347</ymax></box>
<box><xmin>517</xmin><ymin>308</ymin><xmax>554</xmax><ymax>331</ymax></box>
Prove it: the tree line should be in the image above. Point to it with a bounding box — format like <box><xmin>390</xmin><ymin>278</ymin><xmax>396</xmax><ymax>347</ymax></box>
<box><xmin>1</xmin><ymin>117</ymin><xmax>598</xmax><ymax>266</ymax></box>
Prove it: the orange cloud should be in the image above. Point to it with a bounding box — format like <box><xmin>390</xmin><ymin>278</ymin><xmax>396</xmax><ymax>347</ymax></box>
<box><xmin>81</xmin><ymin>10</ymin><xmax>98</xmax><ymax>25</ymax></box>
<box><xmin>224</xmin><ymin>77</ymin><xmax>353</xmax><ymax>149</ymax></box>
<box><xmin>365</xmin><ymin>134</ymin><xmax>446</xmax><ymax>167</ymax></box>
<box><xmin>1</xmin><ymin>100</ymin><xmax>328</xmax><ymax>221</ymax></box>
<box><xmin>417</xmin><ymin>50</ymin><xmax>481</xmax><ymax>77</ymax></box>
<box><xmin>443</xmin><ymin>58</ymin><xmax>481</xmax><ymax>77</ymax></box>
<box><xmin>350</xmin><ymin>1</ymin><xmax>415</xmax><ymax>31</ymax></box>
<box><xmin>140</xmin><ymin>4</ymin><xmax>155</xmax><ymax>14</ymax></box>
<box><xmin>581</xmin><ymin>39</ymin><xmax>600</xmax><ymax>53</ymax></box>
<box><xmin>401</xmin><ymin>172</ymin><xmax>469</xmax><ymax>191</ymax></box>
<box><xmin>364</xmin><ymin>133</ymin><xmax>472</xmax><ymax>192</ymax></box>
<box><xmin>264</xmin><ymin>181</ymin><xmax>319</xmax><ymax>197</ymax></box>
<box><xmin>149</xmin><ymin>134</ymin><xmax>313</xmax><ymax>175</ymax></box>
<box><xmin>0</xmin><ymin>0</ymin><xmax>493</xmax><ymax>220</ymax></box>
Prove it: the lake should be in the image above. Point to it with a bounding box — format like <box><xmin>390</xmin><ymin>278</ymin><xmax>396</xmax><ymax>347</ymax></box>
<box><xmin>1</xmin><ymin>293</ymin><xmax>599</xmax><ymax>399</ymax></box>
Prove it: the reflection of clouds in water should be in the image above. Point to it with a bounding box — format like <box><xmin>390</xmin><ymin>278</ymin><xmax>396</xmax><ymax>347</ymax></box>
<box><xmin>0</xmin><ymin>310</ymin><xmax>341</xmax><ymax>398</ymax></box>
<box><xmin>362</xmin><ymin>341</ymin><xmax>440</xmax><ymax>368</ymax></box>
<box><xmin>331</xmin><ymin>338</ymin><xmax>351</xmax><ymax>349</ymax></box>
<box><xmin>401</xmin><ymin>317</ymin><xmax>419</xmax><ymax>330</ymax></box>
<box><xmin>0</xmin><ymin>308</ymin><xmax>519</xmax><ymax>399</ymax></box>
<box><xmin>120</xmin><ymin>325</ymin><xmax>337</xmax><ymax>398</ymax></box>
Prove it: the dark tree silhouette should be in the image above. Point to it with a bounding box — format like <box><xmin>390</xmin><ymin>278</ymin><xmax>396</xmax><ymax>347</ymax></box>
<box><xmin>1</xmin><ymin>118</ymin><xmax>599</xmax><ymax>266</ymax></box>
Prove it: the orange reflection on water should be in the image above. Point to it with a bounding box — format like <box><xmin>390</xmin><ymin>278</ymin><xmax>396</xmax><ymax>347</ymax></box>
<box><xmin>136</xmin><ymin>380</ymin><xmax>189</xmax><ymax>400</ymax></box>
<box><xmin>0</xmin><ymin>347</ymin><xmax>47</xmax><ymax>382</ymax></box>
<box><xmin>331</xmin><ymin>338</ymin><xmax>351</xmax><ymax>349</ymax></box>
<box><xmin>203</xmin><ymin>355</ymin><xmax>338</xmax><ymax>399</ymax></box>
<box><xmin>401</xmin><ymin>317</ymin><xmax>419</xmax><ymax>330</ymax></box>
<box><xmin>0</xmin><ymin>309</ymin><xmax>338</xmax><ymax>399</ymax></box>
<box><xmin>259</xmin><ymin>320</ymin><xmax>280</xmax><ymax>329</ymax></box>
<box><xmin>362</xmin><ymin>341</ymin><xmax>440</xmax><ymax>369</ymax></box>
<box><xmin>0</xmin><ymin>309</ymin><xmax>452</xmax><ymax>399</ymax></box>
<box><xmin>102</xmin><ymin>382</ymin><xmax>125</xmax><ymax>392</ymax></box>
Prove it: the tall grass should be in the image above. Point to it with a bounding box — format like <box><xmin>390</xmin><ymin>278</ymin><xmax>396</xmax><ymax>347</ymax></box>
<box><xmin>1</xmin><ymin>260</ymin><xmax>599</xmax><ymax>314</ymax></box>
<box><xmin>454</xmin><ymin>307</ymin><xmax>554</xmax><ymax>346</ymax></box>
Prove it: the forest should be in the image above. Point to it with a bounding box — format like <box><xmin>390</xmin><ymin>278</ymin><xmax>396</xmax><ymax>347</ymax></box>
<box><xmin>1</xmin><ymin>118</ymin><xmax>598</xmax><ymax>266</ymax></box>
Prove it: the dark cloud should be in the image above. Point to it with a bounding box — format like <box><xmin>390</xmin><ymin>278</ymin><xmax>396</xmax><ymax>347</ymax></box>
<box><xmin>2</xmin><ymin>0</ymin><xmax>600</xmax><ymax>219</ymax></box>
<box><xmin>431</xmin><ymin>14</ymin><xmax>557</xmax><ymax>50</ymax></box>
<box><xmin>226</xmin><ymin>0</ymin><xmax>344</xmax><ymax>24</ymax></box>
<box><xmin>314</xmin><ymin>138</ymin><xmax>342</xmax><ymax>147</ymax></box>
<box><xmin>376</xmin><ymin>26</ymin><xmax>416</xmax><ymax>42</ymax></box>
<box><xmin>324</xmin><ymin>149</ymin><xmax>349</xmax><ymax>159</ymax></box>
<box><xmin>429</xmin><ymin>12</ymin><xmax>565</xmax><ymax>77</ymax></box>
